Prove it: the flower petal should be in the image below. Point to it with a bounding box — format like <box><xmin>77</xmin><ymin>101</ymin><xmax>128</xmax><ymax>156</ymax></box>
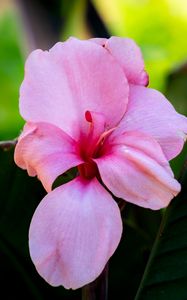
<box><xmin>29</xmin><ymin>177</ymin><xmax>122</xmax><ymax>289</ymax></box>
<box><xmin>14</xmin><ymin>122</ymin><xmax>82</xmax><ymax>192</ymax></box>
<box><xmin>115</xmin><ymin>85</ymin><xmax>187</xmax><ymax>160</ymax></box>
<box><xmin>90</xmin><ymin>37</ymin><xmax>107</xmax><ymax>46</ymax></box>
<box><xmin>95</xmin><ymin>131</ymin><xmax>181</xmax><ymax>210</ymax></box>
<box><xmin>91</xmin><ymin>37</ymin><xmax>148</xmax><ymax>86</ymax></box>
<box><xmin>20</xmin><ymin>38</ymin><xmax>129</xmax><ymax>139</ymax></box>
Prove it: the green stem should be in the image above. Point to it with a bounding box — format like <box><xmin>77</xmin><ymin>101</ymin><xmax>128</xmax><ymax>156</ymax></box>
<box><xmin>134</xmin><ymin>209</ymin><xmax>169</xmax><ymax>299</ymax></box>
<box><xmin>0</xmin><ymin>140</ymin><xmax>17</xmax><ymax>150</ymax></box>
<box><xmin>82</xmin><ymin>263</ymin><xmax>109</xmax><ymax>300</ymax></box>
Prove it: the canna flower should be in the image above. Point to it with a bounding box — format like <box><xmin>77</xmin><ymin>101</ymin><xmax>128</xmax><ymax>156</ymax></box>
<box><xmin>14</xmin><ymin>37</ymin><xmax>187</xmax><ymax>289</ymax></box>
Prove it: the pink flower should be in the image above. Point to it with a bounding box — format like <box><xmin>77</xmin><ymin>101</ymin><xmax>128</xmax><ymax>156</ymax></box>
<box><xmin>14</xmin><ymin>37</ymin><xmax>187</xmax><ymax>289</ymax></box>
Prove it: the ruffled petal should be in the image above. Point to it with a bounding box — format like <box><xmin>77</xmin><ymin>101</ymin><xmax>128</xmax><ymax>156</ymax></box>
<box><xmin>115</xmin><ymin>85</ymin><xmax>187</xmax><ymax>160</ymax></box>
<box><xmin>29</xmin><ymin>177</ymin><xmax>122</xmax><ymax>289</ymax></box>
<box><xmin>91</xmin><ymin>37</ymin><xmax>148</xmax><ymax>86</ymax></box>
<box><xmin>20</xmin><ymin>38</ymin><xmax>129</xmax><ymax>139</ymax></box>
<box><xmin>95</xmin><ymin>131</ymin><xmax>181</xmax><ymax>210</ymax></box>
<box><xmin>14</xmin><ymin>122</ymin><xmax>82</xmax><ymax>192</ymax></box>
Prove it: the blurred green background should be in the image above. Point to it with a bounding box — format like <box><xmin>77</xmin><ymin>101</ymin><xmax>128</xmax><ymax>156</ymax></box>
<box><xmin>1</xmin><ymin>0</ymin><xmax>187</xmax><ymax>141</ymax></box>
<box><xmin>1</xmin><ymin>1</ymin><xmax>187</xmax><ymax>299</ymax></box>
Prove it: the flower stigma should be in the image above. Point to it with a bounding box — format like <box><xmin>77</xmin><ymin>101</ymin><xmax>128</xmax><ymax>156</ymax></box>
<box><xmin>78</xmin><ymin>111</ymin><xmax>116</xmax><ymax>179</ymax></box>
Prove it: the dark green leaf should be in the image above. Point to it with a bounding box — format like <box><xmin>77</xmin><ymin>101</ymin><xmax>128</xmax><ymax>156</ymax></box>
<box><xmin>135</xmin><ymin>161</ymin><xmax>187</xmax><ymax>300</ymax></box>
<box><xmin>108</xmin><ymin>205</ymin><xmax>161</xmax><ymax>300</ymax></box>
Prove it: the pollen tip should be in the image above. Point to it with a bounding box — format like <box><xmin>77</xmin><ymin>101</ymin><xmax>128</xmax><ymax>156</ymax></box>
<box><xmin>85</xmin><ymin>111</ymin><xmax>92</xmax><ymax>123</ymax></box>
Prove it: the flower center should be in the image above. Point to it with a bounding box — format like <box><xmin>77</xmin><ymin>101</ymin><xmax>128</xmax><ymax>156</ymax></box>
<box><xmin>78</xmin><ymin>159</ymin><xmax>99</xmax><ymax>180</ymax></box>
<box><xmin>77</xmin><ymin>111</ymin><xmax>116</xmax><ymax>180</ymax></box>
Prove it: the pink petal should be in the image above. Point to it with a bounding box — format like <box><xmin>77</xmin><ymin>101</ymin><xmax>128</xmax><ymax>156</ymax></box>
<box><xmin>90</xmin><ymin>38</ymin><xmax>107</xmax><ymax>46</ymax></box>
<box><xmin>91</xmin><ymin>37</ymin><xmax>148</xmax><ymax>86</ymax></box>
<box><xmin>115</xmin><ymin>85</ymin><xmax>187</xmax><ymax>160</ymax></box>
<box><xmin>29</xmin><ymin>177</ymin><xmax>122</xmax><ymax>289</ymax></box>
<box><xmin>105</xmin><ymin>131</ymin><xmax>173</xmax><ymax>175</ymax></box>
<box><xmin>95</xmin><ymin>131</ymin><xmax>181</xmax><ymax>210</ymax></box>
<box><xmin>14</xmin><ymin>122</ymin><xmax>82</xmax><ymax>192</ymax></box>
<box><xmin>20</xmin><ymin>38</ymin><xmax>129</xmax><ymax>139</ymax></box>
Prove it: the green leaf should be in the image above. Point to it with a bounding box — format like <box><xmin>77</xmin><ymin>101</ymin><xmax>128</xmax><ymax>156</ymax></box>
<box><xmin>107</xmin><ymin>204</ymin><xmax>161</xmax><ymax>300</ymax></box>
<box><xmin>135</xmin><ymin>161</ymin><xmax>187</xmax><ymax>300</ymax></box>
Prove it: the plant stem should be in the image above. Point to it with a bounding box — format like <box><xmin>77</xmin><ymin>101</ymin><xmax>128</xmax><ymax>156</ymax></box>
<box><xmin>82</xmin><ymin>263</ymin><xmax>109</xmax><ymax>300</ymax></box>
<box><xmin>0</xmin><ymin>140</ymin><xmax>17</xmax><ymax>150</ymax></box>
